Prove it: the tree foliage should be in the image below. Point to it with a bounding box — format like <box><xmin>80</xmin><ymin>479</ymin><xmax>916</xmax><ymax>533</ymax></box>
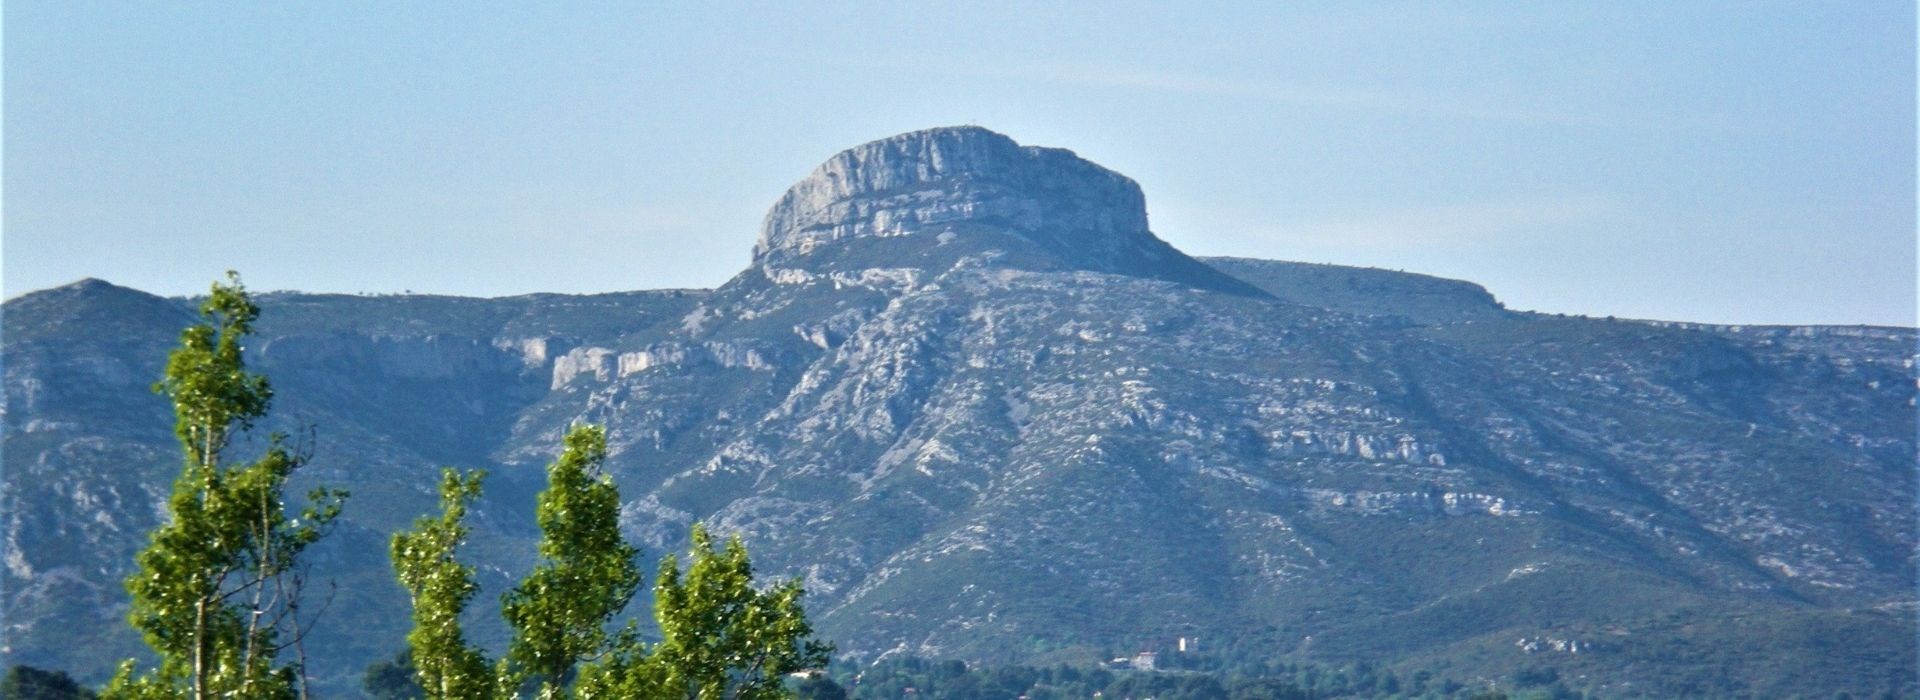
<box><xmin>501</xmin><ymin>425</ymin><xmax>640</xmax><ymax>699</ymax></box>
<box><xmin>624</xmin><ymin>523</ymin><xmax>831</xmax><ymax>700</ymax></box>
<box><xmin>360</xmin><ymin>650</ymin><xmax>424</xmax><ymax>700</ymax></box>
<box><xmin>104</xmin><ymin>272</ymin><xmax>347</xmax><ymax>700</ymax></box>
<box><xmin>0</xmin><ymin>665</ymin><xmax>97</xmax><ymax>700</ymax></box>
<box><xmin>391</xmin><ymin>469</ymin><xmax>493</xmax><ymax>700</ymax></box>
<box><xmin>827</xmin><ymin>657</ymin><xmax>1524</xmax><ymax>700</ymax></box>
<box><xmin>791</xmin><ymin>675</ymin><xmax>847</xmax><ymax>700</ymax></box>
<box><xmin>390</xmin><ymin>425</ymin><xmax>829</xmax><ymax>699</ymax></box>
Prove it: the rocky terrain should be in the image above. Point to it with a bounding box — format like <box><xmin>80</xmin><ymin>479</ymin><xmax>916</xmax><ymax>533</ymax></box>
<box><xmin>4</xmin><ymin>126</ymin><xmax>1914</xmax><ymax>697</ymax></box>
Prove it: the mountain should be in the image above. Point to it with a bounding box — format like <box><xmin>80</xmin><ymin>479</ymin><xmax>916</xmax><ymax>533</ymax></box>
<box><xmin>5</xmin><ymin>127</ymin><xmax>1914</xmax><ymax>697</ymax></box>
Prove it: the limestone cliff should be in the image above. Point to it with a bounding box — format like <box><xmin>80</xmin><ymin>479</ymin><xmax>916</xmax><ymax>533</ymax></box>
<box><xmin>755</xmin><ymin>126</ymin><xmax>1263</xmax><ymax>295</ymax></box>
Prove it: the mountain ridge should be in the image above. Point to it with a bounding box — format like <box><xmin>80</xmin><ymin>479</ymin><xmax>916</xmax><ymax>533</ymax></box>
<box><xmin>4</xmin><ymin>128</ymin><xmax>1914</xmax><ymax>697</ymax></box>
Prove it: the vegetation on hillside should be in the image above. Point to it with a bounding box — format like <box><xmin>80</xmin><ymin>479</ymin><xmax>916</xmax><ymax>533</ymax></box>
<box><xmin>103</xmin><ymin>273</ymin><xmax>348</xmax><ymax>700</ymax></box>
<box><xmin>44</xmin><ymin>274</ymin><xmax>828</xmax><ymax>699</ymax></box>
<box><xmin>1</xmin><ymin>665</ymin><xmax>98</xmax><ymax>700</ymax></box>
<box><xmin>390</xmin><ymin>425</ymin><xmax>831</xmax><ymax>699</ymax></box>
<box><xmin>810</xmin><ymin>656</ymin><xmax>1543</xmax><ymax>700</ymax></box>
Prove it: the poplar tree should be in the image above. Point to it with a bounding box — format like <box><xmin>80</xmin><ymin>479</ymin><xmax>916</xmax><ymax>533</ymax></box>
<box><xmin>389</xmin><ymin>425</ymin><xmax>832</xmax><ymax>699</ymax></box>
<box><xmin>105</xmin><ymin>272</ymin><xmax>347</xmax><ymax>700</ymax></box>
<box><xmin>500</xmin><ymin>425</ymin><xmax>640</xmax><ymax>699</ymax></box>
<box><xmin>391</xmin><ymin>468</ymin><xmax>495</xmax><ymax>700</ymax></box>
<box><xmin>576</xmin><ymin>524</ymin><xmax>831</xmax><ymax>700</ymax></box>
<box><xmin>645</xmin><ymin>524</ymin><xmax>832</xmax><ymax>700</ymax></box>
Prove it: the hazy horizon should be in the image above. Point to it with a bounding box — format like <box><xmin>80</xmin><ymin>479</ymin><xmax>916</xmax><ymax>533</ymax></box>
<box><xmin>7</xmin><ymin>3</ymin><xmax>1914</xmax><ymax>325</ymax></box>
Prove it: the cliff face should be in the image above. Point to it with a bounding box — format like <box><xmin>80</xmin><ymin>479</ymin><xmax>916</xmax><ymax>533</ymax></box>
<box><xmin>758</xmin><ymin>127</ymin><xmax>1146</xmax><ymax>263</ymax></box>
<box><xmin>5</xmin><ymin>128</ymin><xmax>1915</xmax><ymax>698</ymax></box>
<box><xmin>754</xmin><ymin>126</ymin><xmax>1264</xmax><ymax>295</ymax></box>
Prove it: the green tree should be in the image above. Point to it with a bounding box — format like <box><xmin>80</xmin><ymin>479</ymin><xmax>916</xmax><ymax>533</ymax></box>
<box><xmin>791</xmin><ymin>674</ymin><xmax>846</xmax><ymax>700</ymax></box>
<box><xmin>0</xmin><ymin>665</ymin><xmax>97</xmax><ymax>700</ymax></box>
<box><xmin>104</xmin><ymin>272</ymin><xmax>347</xmax><ymax>700</ymax></box>
<box><xmin>389</xmin><ymin>425</ymin><xmax>831</xmax><ymax>700</ymax></box>
<box><xmin>592</xmin><ymin>522</ymin><xmax>831</xmax><ymax>700</ymax></box>
<box><xmin>1225</xmin><ymin>677</ymin><xmax>1309</xmax><ymax>700</ymax></box>
<box><xmin>360</xmin><ymin>650</ymin><xmax>424</xmax><ymax>700</ymax></box>
<box><xmin>500</xmin><ymin>426</ymin><xmax>641</xmax><ymax>700</ymax></box>
<box><xmin>391</xmin><ymin>470</ymin><xmax>494</xmax><ymax>699</ymax></box>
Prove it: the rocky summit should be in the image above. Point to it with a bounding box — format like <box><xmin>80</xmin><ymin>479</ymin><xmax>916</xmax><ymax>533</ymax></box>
<box><xmin>4</xmin><ymin>127</ymin><xmax>1915</xmax><ymax>697</ymax></box>
<box><xmin>757</xmin><ymin>126</ymin><xmax>1150</xmax><ymax>260</ymax></box>
<box><xmin>754</xmin><ymin>126</ymin><xmax>1263</xmax><ymax>295</ymax></box>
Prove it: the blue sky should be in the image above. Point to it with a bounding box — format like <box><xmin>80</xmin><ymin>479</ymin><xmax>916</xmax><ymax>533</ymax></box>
<box><xmin>6</xmin><ymin>2</ymin><xmax>1913</xmax><ymax>325</ymax></box>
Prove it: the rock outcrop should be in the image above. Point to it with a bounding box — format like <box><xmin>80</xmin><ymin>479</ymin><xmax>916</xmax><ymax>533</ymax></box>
<box><xmin>755</xmin><ymin>126</ymin><xmax>1264</xmax><ymax>295</ymax></box>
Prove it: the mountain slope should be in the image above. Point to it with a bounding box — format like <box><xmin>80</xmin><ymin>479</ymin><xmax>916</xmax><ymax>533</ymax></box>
<box><xmin>5</xmin><ymin>127</ymin><xmax>1913</xmax><ymax>697</ymax></box>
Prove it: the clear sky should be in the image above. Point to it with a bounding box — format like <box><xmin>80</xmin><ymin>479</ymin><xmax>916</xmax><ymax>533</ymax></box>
<box><xmin>6</xmin><ymin>2</ymin><xmax>1914</xmax><ymax>325</ymax></box>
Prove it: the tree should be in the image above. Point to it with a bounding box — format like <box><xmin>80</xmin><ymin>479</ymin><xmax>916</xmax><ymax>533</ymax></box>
<box><xmin>590</xmin><ymin>522</ymin><xmax>832</xmax><ymax>700</ymax></box>
<box><xmin>1</xmin><ymin>665</ymin><xmax>97</xmax><ymax>700</ymax></box>
<box><xmin>390</xmin><ymin>425</ymin><xmax>831</xmax><ymax>699</ymax></box>
<box><xmin>104</xmin><ymin>272</ymin><xmax>347</xmax><ymax>700</ymax></box>
<box><xmin>391</xmin><ymin>470</ymin><xmax>493</xmax><ymax>699</ymax></box>
<box><xmin>500</xmin><ymin>425</ymin><xmax>641</xmax><ymax>699</ymax></box>
<box><xmin>791</xmin><ymin>674</ymin><xmax>846</xmax><ymax>700</ymax></box>
<box><xmin>361</xmin><ymin>650</ymin><xmax>424</xmax><ymax>700</ymax></box>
